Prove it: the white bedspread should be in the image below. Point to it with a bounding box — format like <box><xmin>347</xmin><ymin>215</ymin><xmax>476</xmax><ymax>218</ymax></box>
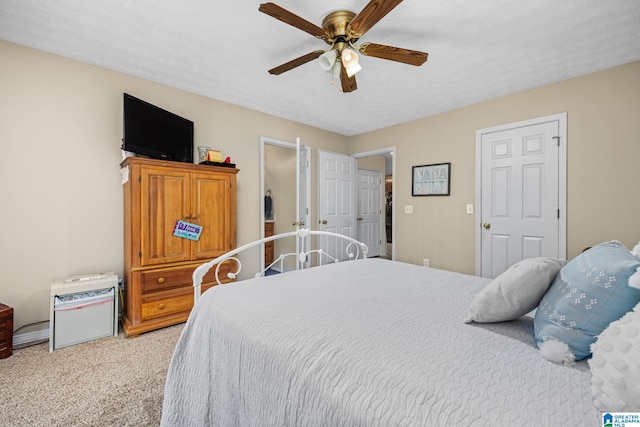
<box><xmin>161</xmin><ymin>258</ymin><xmax>599</xmax><ymax>426</ymax></box>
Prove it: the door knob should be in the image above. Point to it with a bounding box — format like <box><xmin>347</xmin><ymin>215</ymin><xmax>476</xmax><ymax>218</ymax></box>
<box><xmin>319</xmin><ymin>219</ymin><xmax>327</xmax><ymax>225</ymax></box>
<box><xmin>483</xmin><ymin>223</ymin><xmax>491</xmax><ymax>229</ymax></box>
<box><xmin>357</xmin><ymin>217</ymin><xmax>363</xmax><ymax>221</ymax></box>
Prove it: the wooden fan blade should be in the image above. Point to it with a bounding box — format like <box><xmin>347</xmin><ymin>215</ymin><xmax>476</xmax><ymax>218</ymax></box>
<box><xmin>268</xmin><ymin>50</ymin><xmax>325</xmax><ymax>75</ymax></box>
<box><xmin>340</xmin><ymin>63</ymin><xmax>358</xmax><ymax>93</ymax></box>
<box><xmin>359</xmin><ymin>43</ymin><xmax>428</xmax><ymax>66</ymax></box>
<box><xmin>259</xmin><ymin>3</ymin><xmax>327</xmax><ymax>39</ymax></box>
<box><xmin>348</xmin><ymin>0</ymin><xmax>404</xmax><ymax>39</ymax></box>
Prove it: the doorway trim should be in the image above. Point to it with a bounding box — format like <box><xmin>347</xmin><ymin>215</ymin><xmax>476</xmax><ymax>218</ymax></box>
<box><xmin>351</xmin><ymin>146</ymin><xmax>396</xmax><ymax>260</ymax></box>
<box><xmin>474</xmin><ymin>113</ymin><xmax>567</xmax><ymax>275</ymax></box>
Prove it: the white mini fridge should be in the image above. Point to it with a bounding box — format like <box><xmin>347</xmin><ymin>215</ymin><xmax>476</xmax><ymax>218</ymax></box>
<box><xmin>49</xmin><ymin>273</ymin><xmax>119</xmax><ymax>352</ymax></box>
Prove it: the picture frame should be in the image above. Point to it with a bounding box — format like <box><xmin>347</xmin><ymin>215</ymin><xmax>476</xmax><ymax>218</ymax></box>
<box><xmin>412</xmin><ymin>163</ymin><xmax>451</xmax><ymax>196</ymax></box>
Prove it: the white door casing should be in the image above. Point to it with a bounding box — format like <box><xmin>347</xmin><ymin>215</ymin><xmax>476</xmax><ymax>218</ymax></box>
<box><xmin>476</xmin><ymin>113</ymin><xmax>567</xmax><ymax>278</ymax></box>
<box><xmin>318</xmin><ymin>149</ymin><xmax>356</xmax><ymax>261</ymax></box>
<box><xmin>357</xmin><ymin>168</ymin><xmax>382</xmax><ymax>257</ymax></box>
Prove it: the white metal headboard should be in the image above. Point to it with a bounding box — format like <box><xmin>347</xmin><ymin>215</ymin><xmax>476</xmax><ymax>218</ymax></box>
<box><xmin>193</xmin><ymin>229</ymin><xmax>368</xmax><ymax>302</ymax></box>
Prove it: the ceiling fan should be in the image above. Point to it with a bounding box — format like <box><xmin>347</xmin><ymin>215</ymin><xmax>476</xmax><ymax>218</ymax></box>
<box><xmin>259</xmin><ymin>0</ymin><xmax>429</xmax><ymax>93</ymax></box>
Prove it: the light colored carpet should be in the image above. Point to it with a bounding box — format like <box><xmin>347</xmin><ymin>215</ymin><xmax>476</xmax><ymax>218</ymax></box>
<box><xmin>0</xmin><ymin>323</ymin><xmax>184</xmax><ymax>426</ymax></box>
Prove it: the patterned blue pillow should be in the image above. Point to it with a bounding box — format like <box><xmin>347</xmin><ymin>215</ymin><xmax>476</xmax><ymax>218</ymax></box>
<box><xmin>534</xmin><ymin>241</ymin><xmax>640</xmax><ymax>361</ymax></box>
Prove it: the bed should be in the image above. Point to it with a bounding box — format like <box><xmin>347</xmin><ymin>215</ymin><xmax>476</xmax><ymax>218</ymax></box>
<box><xmin>160</xmin><ymin>230</ymin><xmax>604</xmax><ymax>426</ymax></box>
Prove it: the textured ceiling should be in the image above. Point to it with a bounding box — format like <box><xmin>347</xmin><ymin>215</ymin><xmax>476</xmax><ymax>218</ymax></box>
<box><xmin>1</xmin><ymin>0</ymin><xmax>639</xmax><ymax>136</ymax></box>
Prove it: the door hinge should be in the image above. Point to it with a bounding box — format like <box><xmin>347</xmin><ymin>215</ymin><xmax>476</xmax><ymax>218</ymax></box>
<box><xmin>138</xmin><ymin>250</ymin><xmax>142</xmax><ymax>258</ymax></box>
<box><xmin>553</xmin><ymin>136</ymin><xmax>560</xmax><ymax>147</ymax></box>
<box><xmin>557</xmin><ymin>209</ymin><xmax>560</xmax><ymax>219</ymax></box>
<box><xmin>138</xmin><ymin>175</ymin><xmax>142</xmax><ymax>183</ymax></box>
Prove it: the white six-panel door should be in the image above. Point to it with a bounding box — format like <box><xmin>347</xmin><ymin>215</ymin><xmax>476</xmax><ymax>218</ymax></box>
<box><xmin>477</xmin><ymin>114</ymin><xmax>567</xmax><ymax>278</ymax></box>
<box><xmin>357</xmin><ymin>168</ymin><xmax>382</xmax><ymax>257</ymax></box>
<box><xmin>318</xmin><ymin>150</ymin><xmax>356</xmax><ymax>261</ymax></box>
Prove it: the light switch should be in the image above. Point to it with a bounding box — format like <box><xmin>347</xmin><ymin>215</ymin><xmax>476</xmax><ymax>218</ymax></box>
<box><xmin>466</xmin><ymin>204</ymin><xmax>474</xmax><ymax>214</ymax></box>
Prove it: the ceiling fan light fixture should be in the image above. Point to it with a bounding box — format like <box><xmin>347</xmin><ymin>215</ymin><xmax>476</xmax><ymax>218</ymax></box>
<box><xmin>341</xmin><ymin>48</ymin><xmax>359</xmax><ymax>67</ymax></box>
<box><xmin>341</xmin><ymin>48</ymin><xmax>362</xmax><ymax>77</ymax></box>
<box><xmin>345</xmin><ymin>61</ymin><xmax>362</xmax><ymax>78</ymax></box>
<box><xmin>319</xmin><ymin>49</ymin><xmax>337</xmax><ymax>71</ymax></box>
<box><xmin>331</xmin><ymin>61</ymin><xmax>341</xmax><ymax>82</ymax></box>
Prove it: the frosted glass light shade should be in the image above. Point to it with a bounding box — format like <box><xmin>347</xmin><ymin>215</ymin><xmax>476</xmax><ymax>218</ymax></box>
<box><xmin>319</xmin><ymin>50</ymin><xmax>337</xmax><ymax>71</ymax></box>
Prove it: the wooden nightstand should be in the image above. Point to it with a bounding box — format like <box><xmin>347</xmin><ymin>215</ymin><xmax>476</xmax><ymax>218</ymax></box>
<box><xmin>264</xmin><ymin>222</ymin><xmax>275</xmax><ymax>266</ymax></box>
<box><xmin>0</xmin><ymin>304</ymin><xmax>13</xmax><ymax>358</ymax></box>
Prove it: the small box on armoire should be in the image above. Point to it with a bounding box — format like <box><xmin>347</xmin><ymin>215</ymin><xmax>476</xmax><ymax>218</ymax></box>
<box><xmin>0</xmin><ymin>304</ymin><xmax>13</xmax><ymax>359</ymax></box>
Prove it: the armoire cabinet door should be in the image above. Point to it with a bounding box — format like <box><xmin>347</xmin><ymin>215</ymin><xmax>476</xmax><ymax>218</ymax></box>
<box><xmin>192</xmin><ymin>172</ymin><xmax>234</xmax><ymax>260</ymax></box>
<box><xmin>140</xmin><ymin>166</ymin><xmax>192</xmax><ymax>266</ymax></box>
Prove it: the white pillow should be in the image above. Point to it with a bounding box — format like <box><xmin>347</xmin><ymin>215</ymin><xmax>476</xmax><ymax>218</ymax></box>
<box><xmin>589</xmin><ymin>302</ymin><xmax>640</xmax><ymax>411</ymax></box>
<box><xmin>631</xmin><ymin>240</ymin><xmax>640</xmax><ymax>288</ymax></box>
<box><xmin>465</xmin><ymin>257</ymin><xmax>567</xmax><ymax>323</ymax></box>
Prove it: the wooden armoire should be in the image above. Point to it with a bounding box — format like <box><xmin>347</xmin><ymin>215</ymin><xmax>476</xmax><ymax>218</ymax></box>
<box><xmin>121</xmin><ymin>157</ymin><xmax>238</xmax><ymax>336</ymax></box>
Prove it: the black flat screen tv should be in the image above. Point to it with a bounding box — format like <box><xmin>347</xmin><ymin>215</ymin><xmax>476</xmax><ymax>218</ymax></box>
<box><xmin>123</xmin><ymin>93</ymin><xmax>194</xmax><ymax>164</ymax></box>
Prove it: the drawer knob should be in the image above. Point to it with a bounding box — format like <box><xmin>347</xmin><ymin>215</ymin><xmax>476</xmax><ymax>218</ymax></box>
<box><xmin>158</xmin><ymin>303</ymin><xmax>166</xmax><ymax>310</ymax></box>
<box><xmin>157</xmin><ymin>277</ymin><xmax>165</xmax><ymax>284</ymax></box>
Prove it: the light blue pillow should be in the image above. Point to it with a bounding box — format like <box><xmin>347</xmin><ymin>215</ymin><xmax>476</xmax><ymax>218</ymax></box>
<box><xmin>534</xmin><ymin>241</ymin><xmax>640</xmax><ymax>362</ymax></box>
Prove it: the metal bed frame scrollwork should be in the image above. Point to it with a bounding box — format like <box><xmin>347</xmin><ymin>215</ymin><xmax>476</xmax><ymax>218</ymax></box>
<box><xmin>193</xmin><ymin>229</ymin><xmax>368</xmax><ymax>302</ymax></box>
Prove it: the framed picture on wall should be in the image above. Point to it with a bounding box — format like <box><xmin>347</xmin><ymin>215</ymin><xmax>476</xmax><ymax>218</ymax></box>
<box><xmin>412</xmin><ymin>163</ymin><xmax>451</xmax><ymax>196</ymax></box>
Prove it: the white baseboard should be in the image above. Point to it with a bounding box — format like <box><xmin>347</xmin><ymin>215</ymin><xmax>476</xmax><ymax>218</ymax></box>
<box><xmin>14</xmin><ymin>328</ymin><xmax>49</xmax><ymax>347</ymax></box>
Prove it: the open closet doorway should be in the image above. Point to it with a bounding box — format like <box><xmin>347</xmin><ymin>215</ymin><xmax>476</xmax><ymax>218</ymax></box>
<box><xmin>260</xmin><ymin>137</ymin><xmax>310</xmax><ymax>272</ymax></box>
<box><xmin>352</xmin><ymin>147</ymin><xmax>395</xmax><ymax>260</ymax></box>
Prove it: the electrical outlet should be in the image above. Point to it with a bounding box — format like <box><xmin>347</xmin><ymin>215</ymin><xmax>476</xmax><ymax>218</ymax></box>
<box><xmin>423</xmin><ymin>258</ymin><xmax>429</xmax><ymax>267</ymax></box>
<box><xmin>404</xmin><ymin>205</ymin><xmax>413</xmax><ymax>214</ymax></box>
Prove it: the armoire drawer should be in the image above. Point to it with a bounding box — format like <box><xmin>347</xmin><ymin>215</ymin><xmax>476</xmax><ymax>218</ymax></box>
<box><xmin>141</xmin><ymin>293</ymin><xmax>192</xmax><ymax>320</ymax></box>
<box><xmin>140</xmin><ymin>262</ymin><xmax>235</xmax><ymax>293</ymax></box>
<box><xmin>140</xmin><ymin>266</ymin><xmax>193</xmax><ymax>293</ymax></box>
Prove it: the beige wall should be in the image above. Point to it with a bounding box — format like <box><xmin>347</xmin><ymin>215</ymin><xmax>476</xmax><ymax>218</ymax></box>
<box><xmin>349</xmin><ymin>60</ymin><xmax>640</xmax><ymax>274</ymax></box>
<box><xmin>0</xmin><ymin>40</ymin><xmax>348</xmax><ymax>330</ymax></box>
<box><xmin>356</xmin><ymin>155</ymin><xmax>386</xmax><ymax>172</ymax></box>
